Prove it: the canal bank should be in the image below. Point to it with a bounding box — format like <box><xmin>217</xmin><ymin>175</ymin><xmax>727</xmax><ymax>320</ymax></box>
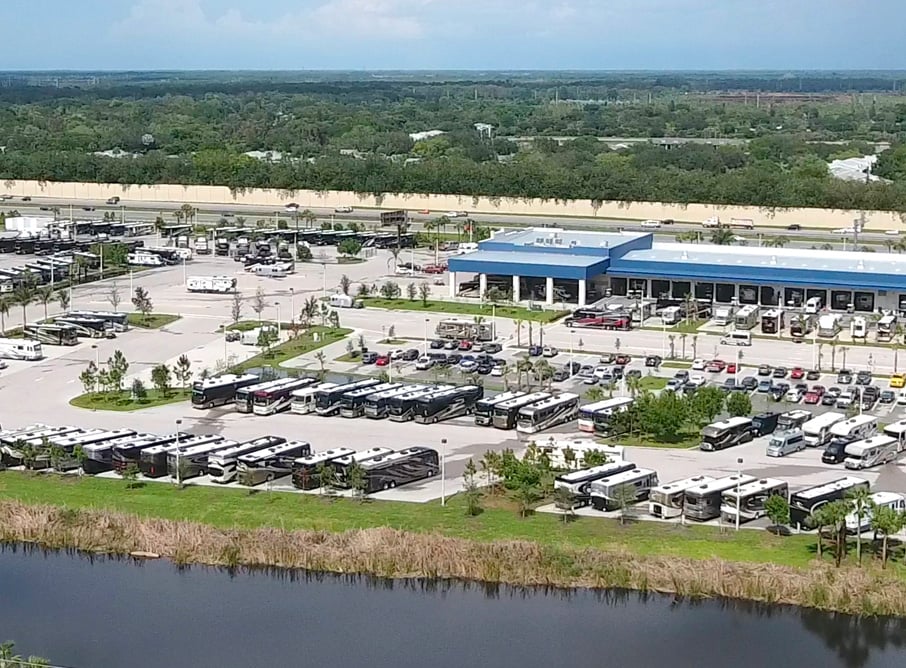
<box><xmin>2</xmin><ymin>491</ymin><xmax>906</xmax><ymax>618</ymax></box>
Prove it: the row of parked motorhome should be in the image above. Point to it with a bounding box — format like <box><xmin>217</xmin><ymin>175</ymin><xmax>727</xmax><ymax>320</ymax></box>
<box><xmin>698</xmin><ymin>410</ymin><xmax>906</xmax><ymax>470</ymax></box>
<box><xmin>189</xmin><ymin>373</ymin><xmax>583</xmax><ymax>434</ymax></box>
<box><xmin>0</xmin><ymin>309</ymin><xmax>131</xmax><ymax>359</ymax></box>
<box><xmin>0</xmin><ymin>423</ymin><xmax>440</xmax><ymax>494</ymax></box>
<box><xmin>553</xmin><ymin>458</ymin><xmax>901</xmax><ymax>532</ymax></box>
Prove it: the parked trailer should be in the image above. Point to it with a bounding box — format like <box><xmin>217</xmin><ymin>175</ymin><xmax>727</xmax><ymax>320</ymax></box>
<box><xmin>0</xmin><ymin>337</ymin><xmax>43</xmax><ymax>361</ymax></box>
<box><xmin>329</xmin><ymin>447</ymin><xmax>394</xmax><ymax>488</ymax></box>
<box><xmin>683</xmin><ymin>475</ymin><xmax>757</xmax><ymax>521</ymax></box>
<box><xmin>112</xmin><ymin>433</ymin><xmax>184</xmax><ymax>473</ymax></box>
<box><xmin>186</xmin><ymin>275</ymin><xmax>237</xmax><ymax>293</ymax></box>
<box><xmin>474</xmin><ymin>391</ymin><xmax>525</xmax><ymax>426</ymax></box>
<box><xmin>648</xmin><ymin>475</ymin><xmax>716</xmax><ymax>519</ymax></box>
<box><xmin>516</xmin><ymin>393</ymin><xmax>579</xmax><ymax>434</ymax></box>
<box><xmin>590</xmin><ymin>468</ymin><xmax>659</xmax><ymax>511</ymax></box>
<box><xmin>553</xmin><ymin>460</ymin><xmax>637</xmax><ymax>507</ymax></box>
<box><xmin>236</xmin><ymin>441</ymin><xmax>312</xmax><ymax>486</ymax></box>
<box><xmin>413</xmin><ymin>385</ymin><xmax>484</xmax><ymax>424</ymax></box>
<box><xmin>207</xmin><ymin>436</ymin><xmax>288</xmax><ymax>484</ymax></box>
<box><xmin>140</xmin><ymin>435</ymin><xmax>225</xmax><ymax>478</ymax></box>
<box><xmin>361</xmin><ymin>447</ymin><xmax>440</xmax><ymax>494</ymax></box>
<box><xmin>252</xmin><ymin>377</ymin><xmax>317</xmax><ymax>416</ymax></box>
<box><xmin>291</xmin><ymin>382</ymin><xmax>337</xmax><ymax>415</ymax></box>
<box><xmin>291</xmin><ymin>448</ymin><xmax>356</xmax><ymax>490</ymax></box>
<box><xmin>167</xmin><ymin>439</ymin><xmax>239</xmax><ymax>481</ymax></box>
<box><xmin>191</xmin><ymin>373</ymin><xmax>260</xmax><ymax>409</ymax></box>
<box><xmin>789</xmin><ymin>477</ymin><xmax>870</xmax><ymax>527</ymax></box>
<box><xmin>720</xmin><ymin>478</ymin><xmax>789</xmax><ymax>524</ymax></box>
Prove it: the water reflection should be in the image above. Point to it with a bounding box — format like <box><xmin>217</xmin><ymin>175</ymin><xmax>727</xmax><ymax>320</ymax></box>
<box><xmin>0</xmin><ymin>545</ymin><xmax>903</xmax><ymax>668</ymax></box>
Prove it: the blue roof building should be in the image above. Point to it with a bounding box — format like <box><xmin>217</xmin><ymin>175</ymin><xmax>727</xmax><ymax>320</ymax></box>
<box><xmin>446</xmin><ymin>228</ymin><xmax>906</xmax><ymax>314</ymax></box>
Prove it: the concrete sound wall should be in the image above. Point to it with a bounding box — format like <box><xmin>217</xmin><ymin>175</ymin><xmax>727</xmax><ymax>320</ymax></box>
<box><xmin>4</xmin><ymin>179</ymin><xmax>904</xmax><ymax>231</ymax></box>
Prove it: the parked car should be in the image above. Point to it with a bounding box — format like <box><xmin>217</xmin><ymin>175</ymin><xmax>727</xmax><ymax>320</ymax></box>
<box><xmin>692</xmin><ymin>358</ymin><xmax>707</xmax><ymax>371</ymax></box>
<box><xmin>673</xmin><ymin>370</ymin><xmax>690</xmax><ymax>383</ymax></box>
<box><xmin>666</xmin><ymin>378</ymin><xmax>683</xmax><ymax>392</ymax></box>
<box><xmin>725</xmin><ymin>362</ymin><xmax>738</xmax><ymax>374</ymax></box>
<box><xmin>772</xmin><ymin>367</ymin><xmax>788</xmax><ymax>378</ymax></box>
<box><xmin>446</xmin><ymin>353</ymin><xmax>463</xmax><ymax>365</ymax></box>
<box><xmin>790</xmin><ymin>367</ymin><xmax>805</xmax><ymax>379</ymax></box>
<box><xmin>706</xmin><ymin>359</ymin><xmax>727</xmax><ymax>373</ymax></box>
<box><xmin>552</xmin><ymin>369</ymin><xmax>570</xmax><ymax>382</ymax></box>
<box><xmin>361</xmin><ymin>351</ymin><xmax>378</xmax><ymax>364</ymax></box>
<box><xmin>458</xmin><ymin>340</ymin><xmax>473</xmax><ymax>351</ymax></box>
<box><xmin>460</xmin><ymin>360</ymin><xmax>478</xmax><ymax>372</ymax></box>
<box><xmin>880</xmin><ymin>390</ymin><xmax>897</xmax><ymax>404</ymax></box>
<box><xmin>785</xmin><ymin>387</ymin><xmax>805</xmax><ymax>403</ymax></box>
<box><xmin>599</xmin><ymin>353</ymin><xmax>615</xmax><ymax>364</ymax></box>
<box><xmin>401</xmin><ymin>348</ymin><xmax>419</xmax><ymax>361</ymax></box>
<box><xmin>757</xmin><ymin>379</ymin><xmax>773</xmax><ymax>393</ymax></box>
<box><xmin>477</xmin><ymin>364</ymin><xmax>493</xmax><ymax>375</ymax></box>
<box><xmin>890</xmin><ymin>373</ymin><xmax>906</xmax><ymax>389</ymax></box>
<box><xmin>375</xmin><ymin>355</ymin><xmax>390</xmax><ymax>367</ymax></box>
<box><xmin>430</xmin><ymin>339</ymin><xmax>445</xmax><ymax>349</ymax></box>
<box><xmin>837</xmin><ymin>369</ymin><xmax>853</xmax><ymax>384</ymax></box>
<box><xmin>443</xmin><ymin>340</ymin><xmax>458</xmax><ymax>350</ymax></box>
<box><xmin>578</xmin><ymin>365</ymin><xmax>594</xmax><ymax>378</ymax></box>
<box><xmin>415</xmin><ymin>356</ymin><xmax>434</xmax><ymax>370</ymax></box>
<box><xmin>740</xmin><ymin>376</ymin><xmax>758</xmax><ymax>391</ymax></box>
<box><xmin>528</xmin><ymin>345</ymin><xmax>543</xmax><ymax>357</ymax></box>
<box><xmin>491</xmin><ymin>366</ymin><xmax>504</xmax><ymax>377</ymax></box>
<box><xmin>806</xmin><ymin>369</ymin><xmax>821</xmax><ymax>381</ymax></box>
<box><xmin>835</xmin><ymin>390</ymin><xmax>855</xmax><ymax>408</ymax></box>
<box><xmin>898</xmin><ymin>389</ymin><xmax>906</xmax><ymax>405</ymax></box>
<box><xmin>615</xmin><ymin>354</ymin><xmax>632</xmax><ymax>365</ymax></box>
<box><xmin>856</xmin><ymin>370</ymin><xmax>872</xmax><ymax>386</ymax></box>
<box><xmin>757</xmin><ymin>364</ymin><xmax>772</xmax><ymax>376</ymax></box>
<box><xmin>721</xmin><ymin>378</ymin><xmax>737</xmax><ymax>392</ymax></box>
<box><xmin>645</xmin><ymin>355</ymin><xmax>662</xmax><ymax>367</ymax></box>
<box><xmin>625</xmin><ymin>368</ymin><xmax>641</xmax><ymax>379</ymax></box>
<box><xmin>770</xmin><ymin>382</ymin><xmax>790</xmax><ymax>401</ymax></box>
<box><xmin>483</xmin><ymin>342</ymin><xmax>502</xmax><ymax>354</ymax></box>
<box><xmin>542</xmin><ymin>346</ymin><xmax>559</xmax><ymax>358</ymax></box>
<box><xmin>821</xmin><ymin>393</ymin><xmax>838</xmax><ymax>406</ymax></box>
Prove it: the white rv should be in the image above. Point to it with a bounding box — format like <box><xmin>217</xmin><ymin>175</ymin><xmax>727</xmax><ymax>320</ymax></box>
<box><xmin>802</xmin><ymin>412</ymin><xmax>845</xmax><ymax>448</ymax></box>
<box><xmin>845</xmin><ymin>492</ymin><xmax>906</xmax><ymax>533</ymax></box>
<box><xmin>817</xmin><ymin>314</ymin><xmax>841</xmax><ymax>338</ymax></box>
<box><xmin>186</xmin><ymin>276</ymin><xmax>237</xmax><ymax>293</ymax></box>
<box><xmin>844</xmin><ymin>435</ymin><xmax>899</xmax><ymax>470</ymax></box>
<box><xmin>0</xmin><ymin>337</ymin><xmax>43</xmax><ymax>361</ymax></box>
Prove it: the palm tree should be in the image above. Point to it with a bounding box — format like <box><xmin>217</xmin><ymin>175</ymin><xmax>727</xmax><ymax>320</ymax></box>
<box><xmin>180</xmin><ymin>203</ymin><xmax>196</xmax><ymax>226</ymax></box>
<box><xmin>870</xmin><ymin>505</ymin><xmax>905</xmax><ymax>568</ymax></box>
<box><xmin>0</xmin><ymin>296</ymin><xmax>9</xmax><ymax>335</ymax></box>
<box><xmin>533</xmin><ymin>358</ymin><xmax>554</xmax><ymax>389</ymax></box>
<box><xmin>11</xmin><ymin>278</ymin><xmax>36</xmax><ymax>330</ymax></box>
<box><xmin>710</xmin><ymin>228</ymin><xmax>736</xmax><ymax>245</ymax></box>
<box><xmin>846</xmin><ymin>486</ymin><xmax>874</xmax><ymax>565</ymax></box>
<box><xmin>301</xmin><ymin>209</ymin><xmax>318</xmax><ymax>228</ymax></box>
<box><xmin>36</xmin><ymin>285</ymin><xmax>54</xmax><ymax>321</ymax></box>
<box><xmin>513</xmin><ymin>318</ymin><xmax>524</xmax><ymax>346</ymax></box>
<box><xmin>386</xmin><ymin>246</ymin><xmax>401</xmax><ymax>272</ymax></box>
<box><xmin>679</xmin><ymin>332</ymin><xmax>688</xmax><ymax>359</ymax></box>
<box><xmin>823</xmin><ymin>500</ymin><xmax>851</xmax><ymax>567</ymax></box>
<box><xmin>585</xmin><ymin>386</ymin><xmax>604</xmax><ymax>402</ymax></box>
<box><xmin>516</xmin><ymin>356</ymin><xmax>534</xmax><ymax>391</ymax></box>
<box><xmin>763</xmin><ymin>235</ymin><xmax>789</xmax><ymax>248</ymax></box>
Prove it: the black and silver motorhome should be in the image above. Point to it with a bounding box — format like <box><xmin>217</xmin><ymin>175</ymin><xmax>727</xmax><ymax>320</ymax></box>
<box><xmin>206</xmin><ymin>436</ymin><xmax>288</xmax><ymax>484</ymax></box>
<box><xmin>191</xmin><ymin>373</ymin><xmax>260</xmax><ymax>409</ymax></box>
<box><xmin>167</xmin><ymin>439</ymin><xmax>239</xmax><ymax>480</ymax></box>
<box><xmin>789</xmin><ymin>477</ymin><xmax>870</xmax><ymax>527</ymax></box>
<box><xmin>361</xmin><ymin>447</ymin><xmax>440</xmax><ymax>494</ymax></box>
<box><xmin>236</xmin><ymin>440</ymin><xmax>312</xmax><ymax>486</ymax></box>
<box><xmin>683</xmin><ymin>475</ymin><xmax>757</xmax><ymax>521</ymax></box>
<box><xmin>291</xmin><ymin>448</ymin><xmax>356</xmax><ymax>489</ymax></box>
<box><xmin>140</xmin><ymin>435</ymin><xmax>224</xmax><ymax>478</ymax></box>
<box><xmin>553</xmin><ymin>460</ymin><xmax>637</xmax><ymax>507</ymax></box>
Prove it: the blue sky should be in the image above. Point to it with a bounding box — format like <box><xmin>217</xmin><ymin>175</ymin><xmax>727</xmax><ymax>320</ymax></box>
<box><xmin>1</xmin><ymin>0</ymin><xmax>903</xmax><ymax>70</ymax></box>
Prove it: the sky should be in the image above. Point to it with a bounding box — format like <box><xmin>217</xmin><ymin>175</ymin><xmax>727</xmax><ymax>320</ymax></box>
<box><xmin>1</xmin><ymin>0</ymin><xmax>904</xmax><ymax>71</ymax></box>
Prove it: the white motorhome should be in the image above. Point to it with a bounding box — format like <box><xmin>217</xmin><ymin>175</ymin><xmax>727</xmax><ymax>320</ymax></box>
<box><xmin>817</xmin><ymin>314</ymin><xmax>841</xmax><ymax>338</ymax></box>
<box><xmin>0</xmin><ymin>337</ymin><xmax>43</xmax><ymax>361</ymax></box>
<box><xmin>882</xmin><ymin>419</ymin><xmax>906</xmax><ymax>451</ymax></box>
<box><xmin>829</xmin><ymin>415</ymin><xmax>878</xmax><ymax>444</ymax></box>
<box><xmin>186</xmin><ymin>276</ymin><xmax>236</xmax><ymax>293</ymax></box>
<box><xmin>845</xmin><ymin>492</ymin><xmax>906</xmax><ymax>533</ymax></box>
<box><xmin>802</xmin><ymin>412</ymin><xmax>845</xmax><ymax>448</ymax></box>
<box><xmin>127</xmin><ymin>251</ymin><xmax>164</xmax><ymax>267</ymax></box>
<box><xmin>844</xmin><ymin>435</ymin><xmax>899</xmax><ymax>470</ymax></box>
<box><xmin>877</xmin><ymin>314</ymin><xmax>897</xmax><ymax>342</ymax></box>
<box><xmin>712</xmin><ymin>305</ymin><xmax>736</xmax><ymax>327</ymax></box>
<box><xmin>661</xmin><ymin>306</ymin><xmax>682</xmax><ymax>325</ymax></box>
<box><xmin>589</xmin><ymin>468</ymin><xmax>659</xmax><ymax>511</ymax></box>
<box><xmin>850</xmin><ymin>316</ymin><xmax>867</xmax><ymax>340</ymax></box>
<box><xmin>241</xmin><ymin>325</ymin><xmax>279</xmax><ymax>346</ymax></box>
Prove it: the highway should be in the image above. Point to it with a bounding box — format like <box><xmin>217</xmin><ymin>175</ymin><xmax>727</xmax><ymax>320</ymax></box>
<box><xmin>1</xmin><ymin>194</ymin><xmax>898</xmax><ymax>248</ymax></box>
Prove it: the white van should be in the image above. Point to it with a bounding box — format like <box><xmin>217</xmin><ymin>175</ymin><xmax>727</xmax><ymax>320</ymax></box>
<box><xmin>805</xmin><ymin>296</ymin><xmax>823</xmax><ymax>314</ymax></box>
<box><xmin>720</xmin><ymin>331</ymin><xmax>751</xmax><ymax>346</ymax></box>
<box><xmin>766</xmin><ymin>429</ymin><xmax>806</xmax><ymax>457</ymax></box>
<box><xmin>456</xmin><ymin>243</ymin><xmax>478</xmax><ymax>255</ymax></box>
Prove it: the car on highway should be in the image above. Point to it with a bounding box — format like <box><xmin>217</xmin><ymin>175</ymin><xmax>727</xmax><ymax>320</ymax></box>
<box><xmin>786</xmin><ymin>224</ymin><xmax>802</xmax><ymax>231</ymax></box>
<box><xmin>418</xmin><ymin>208</ymin><xmax>431</xmax><ymax>214</ymax></box>
<box><xmin>692</xmin><ymin>358</ymin><xmax>707</xmax><ymax>371</ymax></box>
<box><xmin>284</xmin><ymin>203</ymin><xmax>299</xmax><ymax>212</ymax></box>
<box><xmin>834</xmin><ymin>227</ymin><xmax>856</xmax><ymax>235</ymax></box>
<box><xmin>706</xmin><ymin>359</ymin><xmax>727</xmax><ymax>372</ymax></box>
<box><xmin>856</xmin><ymin>370</ymin><xmax>872</xmax><ymax>386</ymax></box>
<box><xmin>890</xmin><ymin>373</ymin><xmax>906</xmax><ymax>389</ymax></box>
<box><xmin>334</xmin><ymin>206</ymin><xmax>354</xmax><ymax>213</ymax></box>
<box><xmin>790</xmin><ymin>367</ymin><xmax>805</xmax><ymax>380</ymax></box>
<box><xmin>880</xmin><ymin>390</ymin><xmax>897</xmax><ymax>404</ymax></box>
<box><xmin>645</xmin><ymin>355</ymin><xmax>662</xmax><ymax>367</ymax></box>
<box><xmin>837</xmin><ymin>369</ymin><xmax>853</xmax><ymax>384</ymax></box>
<box><xmin>446</xmin><ymin>211</ymin><xmax>468</xmax><ymax>218</ymax></box>
<box><xmin>885</xmin><ymin>230</ymin><xmax>901</xmax><ymax>236</ymax></box>
<box><xmin>640</xmin><ymin>219</ymin><xmax>661</xmax><ymax>228</ymax></box>
<box><xmin>806</xmin><ymin>369</ymin><xmax>821</xmax><ymax>381</ymax></box>
<box><xmin>415</xmin><ymin>356</ymin><xmax>434</xmax><ymax>370</ymax></box>
<box><xmin>740</xmin><ymin>376</ymin><xmax>758</xmax><ymax>391</ymax></box>
<box><xmin>757</xmin><ymin>379</ymin><xmax>773</xmax><ymax>393</ymax></box>
<box><xmin>82</xmin><ymin>205</ymin><xmax>96</xmax><ymax>211</ymax></box>
<box><xmin>0</xmin><ymin>194</ymin><xmax>11</xmax><ymax>201</ymax></box>
<box><xmin>106</xmin><ymin>196</ymin><xmax>120</xmax><ymax>205</ymax></box>
<box><xmin>772</xmin><ymin>367</ymin><xmax>788</xmax><ymax>378</ymax></box>
<box><xmin>757</xmin><ymin>364</ymin><xmax>772</xmax><ymax>376</ymax></box>
<box><xmin>21</xmin><ymin>196</ymin><xmax>31</xmax><ymax>201</ymax></box>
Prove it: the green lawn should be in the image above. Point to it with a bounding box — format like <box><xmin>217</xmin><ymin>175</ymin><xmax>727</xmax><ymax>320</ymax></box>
<box><xmin>232</xmin><ymin>326</ymin><xmax>351</xmax><ymax>372</ymax></box>
<box><xmin>362</xmin><ymin>298</ymin><xmax>568</xmax><ymax>323</ymax></box>
<box><xmin>661</xmin><ymin>360</ymin><xmax>692</xmax><ymax>368</ymax></box>
<box><xmin>127</xmin><ymin>313</ymin><xmax>181</xmax><ymax>329</ymax></box>
<box><xmin>0</xmin><ymin>472</ymin><xmax>836</xmax><ymax>570</ymax></box>
<box><xmin>69</xmin><ymin>388</ymin><xmax>190</xmax><ymax>411</ymax></box>
<box><xmin>638</xmin><ymin>376</ymin><xmax>668</xmax><ymax>391</ymax></box>
<box><xmin>612</xmin><ymin>431</ymin><xmax>701</xmax><ymax>449</ymax></box>
<box><xmin>334</xmin><ymin>352</ymin><xmax>359</xmax><ymax>363</ymax></box>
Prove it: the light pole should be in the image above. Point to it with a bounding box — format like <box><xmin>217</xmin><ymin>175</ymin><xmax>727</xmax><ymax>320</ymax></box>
<box><xmin>129</xmin><ymin>269</ymin><xmax>134</xmax><ymax>297</ymax></box>
<box><xmin>174</xmin><ymin>419</ymin><xmax>183</xmax><ymax>487</ymax></box>
<box><xmin>182</xmin><ymin>257</ymin><xmax>187</xmax><ymax>285</ymax></box>
<box><xmin>275</xmin><ymin>301</ymin><xmax>281</xmax><ymax>335</ymax></box>
<box><xmin>440</xmin><ymin>438</ymin><xmax>447</xmax><ymax>506</ymax></box>
<box><xmin>736</xmin><ymin>457</ymin><xmax>744</xmax><ymax>531</ymax></box>
<box><xmin>289</xmin><ymin>287</ymin><xmax>295</xmax><ymax>327</ymax></box>
<box><xmin>223</xmin><ymin>322</ymin><xmax>228</xmax><ymax>366</ymax></box>
<box><xmin>91</xmin><ymin>343</ymin><xmax>99</xmax><ymax>392</ymax></box>
<box><xmin>424</xmin><ymin>318</ymin><xmax>430</xmax><ymax>355</ymax></box>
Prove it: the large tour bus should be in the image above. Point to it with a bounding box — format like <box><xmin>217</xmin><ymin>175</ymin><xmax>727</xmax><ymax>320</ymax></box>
<box><xmin>236</xmin><ymin>440</ymin><xmax>312</xmax><ymax>486</ymax></box>
<box><xmin>364</xmin><ymin>385</ymin><xmax>427</xmax><ymax>419</ymax></box>
<box><xmin>112</xmin><ymin>433</ymin><xmax>184</xmax><ymax>473</ymax></box>
<box><xmin>339</xmin><ymin>383</ymin><xmax>402</xmax><ymax>418</ymax></box>
<box><xmin>578</xmin><ymin>398</ymin><xmax>625</xmax><ymax>432</ymax></box>
<box><xmin>388</xmin><ymin>387</ymin><xmax>444</xmax><ymax>422</ymax></box>
<box><xmin>234</xmin><ymin>378</ymin><xmax>287</xmax><ymax>413</ymax></box>
<box><xmin>291</xmin><ymin>382</ymin><xmax>336</xmax><ymax>415</ymax></box>
<box><xmin>81</xmin><ymin>433</ymin><xmax>157</xmax><ymax>474</ymax></box>
<box><xmin>577</xmin><ymin>397</ymin><xmax>633</xmax><ymax>434</ymax></box>
<box><xmin>683</xmin><ymin>475</ymin><xmax>757</xmax><ymax>522</ymax></box>
<box><xmin>139</xmin><ymin>434</ymin><xmax>224</xmax><ymax>478</ymax></box>
<box><xmin>361</xmin><ymin>447</ymin><xmax>440</xmax><ymax>494</ymax></box>
<box><xmin>329</xmin><ymin>447</ymin><xmax>394</xmax><ymax>488</ymax></box>
<box><xmin>291</xmin><ymin>448</ymin><xmax>356</xmax><ymax>490</ymax></box>
<box><xmin>31</xmin><ymin>429</ymin><xmax>136</xmax><ymax>470</ymax></box>
<box><xmin>315</xmin><ymin>379</ymin><xmax>382</xmax><ymax>417</ymax></box>
<box><xmin>802</xmin><ymin>412</ymin><xmax>846</xmax><ymax>448</ymax></box>
<box><xmin>192</xmin><ymin>374</ymin><xmax>260</xmax><ymax>410</ymax></box>
<box><xmin>720</xmin><ymin>478</ymin><xmax>789</xmax><ymax>525</ymax></box>
<box><xmin>516</xmin><ymin>393</ymin><xmax>580</xmax><ymax>434</ymax></box>
<box><xmin>789</xmin><ymin>477</ymin><xmax>870</xmax><ymax>527</ymax></box>
<box><xmin>648</xmin><ymin>475</ymin><xmax>716</xmax><ymax>519</ymax></box>
<box><xmin>206</xmin><ymin>436</ymin><xmax>288</xmax><ymax>484</ymax></box>
<box><xmin>24</xmin><ymin>323</ymin><xmax>79</xmax><ymax>346</ymax></box>
<box><xmin>252</xmin><ymin>377</ymin><xmax>317</xmax><ymax>416</ymax></box>
<box><xmin>167</xmin><ymin>439</ymin><xmax>239</xmax><ymax>481</ymax></box>
<box><xmin>54</xmin><ymin>315</ymin><xmax>110</xmax><ymax>339</ymax></box>
<box><xmin>66</xmin><ymin>310</ymin><xmax>129</xmax><ymax>332</ymax></box>
<box><xmin>413</xmin><ymin>385</ymin><xmax>484</xmax><ymax>424</ymax></box>
<box><xmin>473</xmin><ymin>391</ymin><xmax>524</xmax><ymax>426</ymax></box>
<box><xmin>699</xmin><ymin>417</ymin><xmax>754</xmax><ymax>451</ymax></box>
<box><xmin>492</xmin><ymin>392</ymin><xmax>551</xmax><ymax>430</ymax></box>
<box><xmin>589</xmin><ymin>468</ymin><xmax>659</xmax><ymax>511</ymax></box>
<box><xmin>553</xmin><ymin>460</ymin><xmax>637</xmax><ymax>507</ymax></box>
<box><xmin>844</xmin><ymin>435</ymin><xmax>899</xmax><ymax>470</ymax></box>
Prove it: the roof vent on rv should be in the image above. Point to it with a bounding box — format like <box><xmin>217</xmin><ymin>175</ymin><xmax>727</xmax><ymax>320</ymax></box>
<box><xmin>681</xmin><ymin>250</ymin><xmax>688</xmax><ymax>260</ymax></box>
<box><xmin>858</xmin><ymin>260</ymin><xmax>865</xmax><ymax>270</ymax></box>
<box><xmin>770</xmin><ymin>256</ymin><xmax>777</xmax><ymax>265</ymax></box>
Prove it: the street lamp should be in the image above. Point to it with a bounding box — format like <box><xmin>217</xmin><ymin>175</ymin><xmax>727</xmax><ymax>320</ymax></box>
<box><xmin>275</xmin><ymin>301</ymin><xmax>281</xmax><ymax>335</ymax></box>
<box><xmin>91</xmin><ymin>344</ymin><xmax>100</xmax><ymax>393</ymax></box>
<box><xmin>289</xmin><ymin>287</ymin><xmax>295</xmax><ymax>327</ymax></box>
<box><xmin>424</xmin><ymin>318</ymin><xmax>430</xmax><ymax>355</ymax></box>
<box><xmin>735</xmin><ymin>457</ymin><xmax>744</xmax><ymax>531</ymax></box>
<box><xmin>174</xmin><ymin>419</ymin><xmax>183</xmax><ymax>487</ymax></box>
<box><xmin>440</xmin><ymin>438</ymin><xmax>447</xmax><ymax>506</ymax></box>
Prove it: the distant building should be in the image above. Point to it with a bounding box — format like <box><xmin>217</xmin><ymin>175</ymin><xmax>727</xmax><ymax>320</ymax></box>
<box><xmin>409</xmin><ymin>130</ymin><xmax>445</xmax><ymax>142</ymax></box>
<box><xmin>243</xmin><ymin>150</ymin><xmax>284</xmax><ymax>162</ymax></box>
<box><xmin>5</xmin><ymin>216</ymin><xmax>56</xmax><ymax>234</ymax></box>
<box><xmin>92</xmin><ymin>148</ymin><xmax>141</xmax><ymax>159</ymax></box>
<box><xmin>829</xmin><ymin>155</ymin><xmax>880</xmax><ymax>183</ymax></box>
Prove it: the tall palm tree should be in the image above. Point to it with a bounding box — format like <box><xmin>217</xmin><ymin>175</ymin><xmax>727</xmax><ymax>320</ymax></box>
<box><xmin>386</xmin><ymin>246</ymin><xmax>401</xmax><ymax>272</ymax></box>
<box><xmin>0</xmin><ymin>296</ymin><xmax>9</xmax><ymax>335</ymax></box>
<box><xmin>516</xmin><ymin>356</ymin><xmax>534</xmax><ymax>391</ymax></box>
<box><xmin>11</xmin><ymin>278</ymin><xmax>36</xmax><ymax>330</ymax></box>
<box><xmin>36</xmin><ymin>285</ymin><xmax>54</xmax><ymax>322</ymax></box>
<box><xmin>626</xmin><ymin>374</ymin><xmax>642</xmax><ymax>397</ymax></box>
<box><xmin>301</xmin><ymin>209</ymin><xmax>317</xmax><ymax>228</ymax></box>
<box><xmin>763</xmin><ymin>235</ymin><xmax>789</xmax><ymax>248</ymax></box>
<box><xmin>845</xmin><ymin>486</ymin><xmax>874</xmax><ymax>565</ymax></box>
<box><xmin>180</xmin><ymin>203</ymin><xmax>196</xmax><ymax>227</ymax></box>
<box><xmin>710</xmin><ymin>228</ymin><xmax>736</xmax><ymax>245</ymax></box>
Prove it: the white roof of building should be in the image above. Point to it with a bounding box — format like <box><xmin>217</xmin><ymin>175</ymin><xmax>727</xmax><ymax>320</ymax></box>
<box><xmin>828</xmin><ymin>155</ymin><xmax>880</xmax><ymax>182</ymax></box>
<box><xmin>409</xmin><ymin>130</ymin><xmax>445</xmax><ymax>141</ymax></box>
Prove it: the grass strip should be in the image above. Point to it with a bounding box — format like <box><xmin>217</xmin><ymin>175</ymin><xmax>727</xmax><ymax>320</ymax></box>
<box><xmin>69</xmin><ymin>388</ymin><xmax>190</xmax><ymax>411</ymax></box>
<box><xmin>362</xmin><ymin>298</ymin><xmax>568</xmax><ymax>323</ymax></box>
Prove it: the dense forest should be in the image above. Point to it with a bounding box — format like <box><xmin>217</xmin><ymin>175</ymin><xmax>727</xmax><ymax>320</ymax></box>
<box><xmin>1</xmin><ymin>74</ymin><xmax>906</xmax><ymax>211</ymax></box>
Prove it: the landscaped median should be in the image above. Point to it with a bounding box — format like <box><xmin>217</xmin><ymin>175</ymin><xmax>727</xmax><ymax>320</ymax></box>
<box><xmin>0</xmin><ymin>473</ymin><xmax>905</xmax><ymax>616</ymax></box>
<box><xmin>231</xmin><ymin>325</ymin><xmax>352</xmax><ymax>372</ymax></box>
<box><xmin>361</xmin><ymin>297</ymin><xmax>569</xmax><ymax>323</ymax></box>
<box><xmin>70</xmin><ymin>388</ymin><xmax>190</xmax><ymax>411</ymax></box>
<box><xmin>126</xmin><ymin>312</ymin><xmax>181</xmax><ymax>329</ymax></box>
